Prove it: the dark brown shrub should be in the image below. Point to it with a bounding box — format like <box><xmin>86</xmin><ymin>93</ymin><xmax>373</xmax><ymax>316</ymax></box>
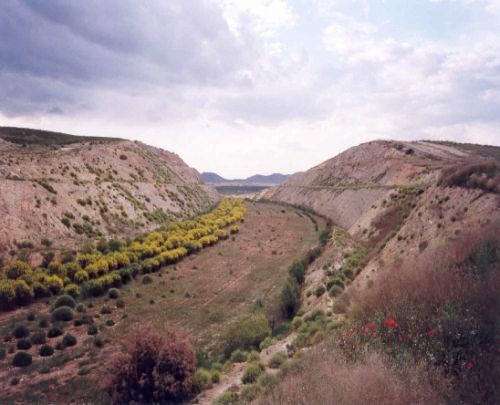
<box><xmin>101</xmin><ymin>325</ymin><xmax>197</xmax><ymax>404</ymax></box>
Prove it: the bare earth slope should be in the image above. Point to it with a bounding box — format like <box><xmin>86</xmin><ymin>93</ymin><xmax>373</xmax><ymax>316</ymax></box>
<box><xmin>262</xmin><ymin>140</ymin><xmax>494</xmax><ymax>233</ymax></box>
<box><xmin>0</xmin><ymin>128</ymin><xmax>218</xmax><ymax>261</ymax></box>
<box><xmin>263</xmin><ymin>138</ymin><xmax>499</xmax><ymax>297</ymax></box>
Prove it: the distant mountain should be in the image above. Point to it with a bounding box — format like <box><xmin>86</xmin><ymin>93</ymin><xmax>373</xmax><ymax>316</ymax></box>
<box><xmin>201</xmin><ymin>172</ymin><xmax>229</xmax><ymax>184</ymax></box>
<box><xmin>245</xmin><ymin>173</ymin><xmax>291</xmax><ymax>184</ymax></box>
<box><xmin>202</xmin><ymin>172</ymin><xmax>291</xmax><ymax>185</ymax></box>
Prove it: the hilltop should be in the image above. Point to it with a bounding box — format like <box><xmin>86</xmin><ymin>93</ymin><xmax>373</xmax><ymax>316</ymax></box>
<box><xmin>201</xmin><ymin>172</ymin><xmax>291</xmax><ymax>185</ymax></box>
<box><xmin>0</xmin><ymin>127</ymin><xmax>218</xmax><ymax>263</ymax></box>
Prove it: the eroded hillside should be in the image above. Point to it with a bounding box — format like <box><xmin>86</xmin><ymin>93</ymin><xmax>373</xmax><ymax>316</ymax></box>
<box><xmin>0</xmin><ymin>127</ymin><xmax>218</xmax><ymax>262</ymax></box>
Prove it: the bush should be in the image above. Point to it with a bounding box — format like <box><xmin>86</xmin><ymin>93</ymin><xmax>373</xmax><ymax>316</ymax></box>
<box><xmin>87</xmin><ymin>325</ymin><xmax>98</xmax><ymax>335</ymax></box>
<box><xmin>62</xmin><ymin>334</ymin><xmax>77</xmax><ymax>347</ymax></box>
<box><xmin>268</xmin><ymin>351</ymin><xmax>287</xmax><ymax>369</ymax></box>
<box><xmin>64</xmin><ymin>284</ymin><xmax>80</xmax><ymax>298</ymax></box>
<box><xmin>12</xmin><ymin>351</ymin><xmax>32</xmax><ymax>367</ymax></box>
<box><xmin>13</xmin><ymin>324</ymin><xmax>30</xmax><ymax>339</ymax></box>
<box><xmin>52</xmin><ymin>306</ymin><xmax>74</xmax><ymax>322</ymax></box>
<box><xmin>329</xmin><ymin>285</ymin><xmax>343</xmax><ymax>297</ymax></box>
<box><xmin>230</xmin><ymin>349</ymin><xmax>248</xmax><ymax>363</ymax></box>
<box><xmin>116</xmin><ymin>299</ymin><xmax>125</xmax><ymax>308</ymax></box>
<box><xmin>94</xmin><ymin>336</ymin><xmax>104</xmax><ymax>348</ymax></box>
<box><xmin>142</xmin><ymin>275</ymin><xmax>153</xmax><ymax>284</ymax></box>
<box><xmin>106</xmin><ymin>319</ymin><xmax>115</xmax><ymax>327</ymax></box>
<box><xmin>289</xmin><ymin>260</ymin><xmax>306</xmax><ymax>284</ymax></box>
<box><xmin>27</xmin><ymin>312</ymin><xmax>36</xmax><ymax>321</ymax></box>
<box><xmin>76</xmin><ymin>303</ymin><xmax>86</xmax><ymax>313</ymax></box>
<box><xmin>108</xmin><ymin>288</ymin><xmax>119</xmax><ymax>299</ymax></box>
<box><xmin>30</xmin><ymin>330</ymin><xmax>47</xmax><ymax>345</ymax></box>
<box><xmin>242</xmin><ymin>362</ymin><xmax>265</xmax><ymax>384</ymax></box>
<box><xmin>214</xmin><ymin>391</ymin><xmax>238</xmax><ymax>405</ymax></box>
<box><xmin>211</xmin><ymin>370</ymin><xmax>221</xmax><ymax>384</ymax></box>
<box><xmin>195</xmin><ymin>368</ymin><xmax>212</xmax><ymax>390</ymax></box>
<box><xmin>101</xmin><ymin>326</ymin><xmax>197</xmax><ymax>403</ymax></box>
<box><xmin>48</xmin><ymin>326</ymin><xmax>63</xmax><ymax>338</ymax></box>
<box><xmin>280</xmin><ymin>278</ymin><xmax>301</xmax><ymax>319</ymax></box>
<box><xmin>54</xmin><ymin>294</ymin><xmax>76</xmax><ymax>309</ymax></box>
<box><xmin>39</xmin><ymin>344</ymin><xmax>54</xmax><ymax>357</ymax></box>
<box><xmin>224</xmin><ymin>313</ymin><xmax>271</xmax><ymax>356</ymax></box>
<box><xmin>315</xmin><ymin>285</ymin><xmax>326</xmax><ymax>297</ymax></box>
<box><xmin>101</xmin><ymin>306</ymin><xmax>112</xmax><ymax>314</ymax></box>
<box><xmin>38</xmin><ymin>317</ymin><xmax>49</xmax><ymax>328</ymax></box>
<box><xmin>17</xmin><ymin>338</ymin><xmax>32</xmax><ymax>350</ymax></box>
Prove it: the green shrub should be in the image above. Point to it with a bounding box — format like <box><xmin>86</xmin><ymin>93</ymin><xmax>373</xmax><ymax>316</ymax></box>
<box><xmin>106</xmin><ymin>319</ymin><xmax>115</xmax><ymax>327</ymax></box>
<box><xmin>47</xmin><ymin>326</ymin><xmax>63</xmax><ymax>338</ymax></box>
<box><xmin>214</xmin><ymin>391</ymin><xmax>238</xmax><ymax>405</ymax></box>
<box><xmin>10</xmin><ymin>377</ymin><xmax>20</xmax><ymax>385</ymax></box>
<box><xmin>292</xmin><ymin>316</ymin><xmax>303</xmax><ymax>330</ymax></box>
<box><xmin>27</xmin><ymin>312</ymin><xmax>36</xmax><ymax>321</ymax></box>
<box><xmin>76</xmin><ymin>303</ymin><xmax>86</xmax><ymax>313</ymax></box>
<box><xmin>240</xmin><ymin>384</ymin><xmax>261</xmax><ymax>403</ymax></box>
<box><xmin>30</xmin><ymin>330</ymin><xmax>47</xmax><ymax>345</ymax></box>
<box><xmin>230</xmin><ymin>349</ymin><xmax>248</xmax><ymax>363</ymax></box>
<box><xmin>38</xmin><ymin>318</ymin><xmax>49</xmax><ymax>328</ymax></box>
<box><xmin>268</xmin><ymin>351</ymin><xmax>287</xmax><ymax>368</ymax></box>
<box><xmin>247</xmin><ymin>350</ymin><xmax>260</xmax><ymax>362</ymax></box>
<box><xmin>259</xmin><ymin>336</ymin><xmax>277</xmax><ymax>351</ymax></box>
<box><xmin>17</xmin><ymin>338</ymin><xmax>32</xmax><ymax>350</ymax></box>
<box><xmin>315</xmin><ymin>285</ymin><xmax>326</xmax><ymax>297</ymax></box>
<box><xmin>12</xmin><ymin>351</ymin><xmax>32</xmax><ymax>367</ymax></box>
<box><xmin>329</xmin><ymin>285</ymin><xmax>343</xmax><ymax>297</ymax></box>
<box><xmin>13</xmin><ymin>324</ymin><xmax>29</xmax><ymax>339</ymax></box>
<box><xmin>39</xmin><ymin>344</ymin><xmax>54</xmax><ymax>357</ymax></box>
<box><xmin>224</xmin><ymin>313</ymin><xmax>271</xmax><ymax>356</ymax></box>
<box><xmin>142</xmin><ymin>275</ymin><xmax>153</xmax><ymax>284</ymax></box>
<box><xmin>54</xmin><ymin>294</ymin><xmax>76</xmax><ymax>309</ymax></box>
<box><xmin>87</xmin><ymin>325</ymin><xmax>98</xmax><ymax>335</ymax></box>
<box><xmin>280</xmin><ymin>277</ymin><xmax>301</xmax><ymax>319</ymax></box>
<box><xmin>242</xmin><ymin>362</ymin><xmax>265</xmax><ymax>384</ymax></box>
<box><xmin>108</xmin><ymin>288</ymin><xmax>119</xmax><ymax>299</ymax></box>
<box><xmin>64</xmin><ymin>284</ymin><xmax>80</xmax><ymax>298</ymax></box>
<box><xmin>211</xmin><ymin>370</ymin><xmax>221</xmax><ymax>384</ymax></box>
<box><xmin>93</xmin><ymin>336</ymin><xmax>104</xmax><ymax>347</ymax></box>
<box><xmin>52</xmin><ymin>306</ymin><xmax>74</xmax><ymax>322</ymax></box>
<box><xmin>195</xmin><ymin>368</ymin><xmax>212</xmax><ymax>390</ymax></box>
<box><xmin>116</xmin><ymin>299</ymin><xmax>125</xmax><ymax>308</ymax></box>
<box><xmin>101</xmin><ymin>305</ymin><xmax>112</xmax><ymax>314</ymax></box>
<box><xmin>62</xmin><ymin>334</ymin><xmax>77</xmax><ymax>347</ymax></box>
<box><xmin>289</xmin><ymin>260</ymin><xmax>306</xmax><ymax>284</ymax></box>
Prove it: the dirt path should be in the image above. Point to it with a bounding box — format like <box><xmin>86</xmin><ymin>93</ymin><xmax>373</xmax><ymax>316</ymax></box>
<box><xmin>193</xmin><ymin>333</ymin><xmax>297</xmax><ymax>405</ymax></box>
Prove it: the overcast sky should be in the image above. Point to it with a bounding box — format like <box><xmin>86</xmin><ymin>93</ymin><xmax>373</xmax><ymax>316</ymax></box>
<box><xmin>1</xmin><ymin>0</ymin><xmax>499</xmax><ymax>177</ymax></box>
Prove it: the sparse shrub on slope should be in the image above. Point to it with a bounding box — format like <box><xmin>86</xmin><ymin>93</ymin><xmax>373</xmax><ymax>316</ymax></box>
<box><xmin>12</xmin><ymin>351</ymin><xmax>32</xmax><ymax>367</ymax></box>
<box><xmin>224</xmin><ymin>313</ymin><xmax>271</xmax><ymax>356</ymax></box>
<box><xmin>439</xmin><ymin>161</ymin><xmax>499</xmax><ymax>193</ymax></box>
<box><xmin>54</xmin><ymin>294</ymin><xmax>76</xmax><ymax>309</ymax></box>
<box><xmin>102</xmin><ymin>326</ymin><xmax>197</xmax><ymax>404</ymax></box>
<box><xmin>52</xmin><ymin>306</ymin><xmax>74</xmax><ymax>322</ymax></box>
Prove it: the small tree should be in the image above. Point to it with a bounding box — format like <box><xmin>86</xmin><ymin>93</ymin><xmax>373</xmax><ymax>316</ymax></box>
<box><xmin>102</xmin><ymin>326</ymin><xmax>197</xmax><ymax>403</ymax></box>
<box><xmin>281</xmin><ymin>277</ymin><xmax>301</xmax><ymax>319</ymax></box>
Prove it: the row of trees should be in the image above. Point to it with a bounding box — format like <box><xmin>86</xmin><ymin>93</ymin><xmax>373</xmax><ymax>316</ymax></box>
<box><xmin>0</xmin><ymin>199</ymin><xmax>246</xmax><ymax>310</ymax></box>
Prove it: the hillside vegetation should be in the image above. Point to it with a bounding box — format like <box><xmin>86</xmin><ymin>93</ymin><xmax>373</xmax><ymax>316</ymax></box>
<box><xmin>0</xmin><ymin>128</ymin><xmax>218</xmax><ymax>263</ymax></box>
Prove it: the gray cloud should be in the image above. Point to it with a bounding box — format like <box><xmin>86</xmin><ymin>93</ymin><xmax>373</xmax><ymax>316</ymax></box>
<box><xmin>0</xmin><ymin>0</ymin><xmax>253</xmax><ymax>116</ymax></box>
